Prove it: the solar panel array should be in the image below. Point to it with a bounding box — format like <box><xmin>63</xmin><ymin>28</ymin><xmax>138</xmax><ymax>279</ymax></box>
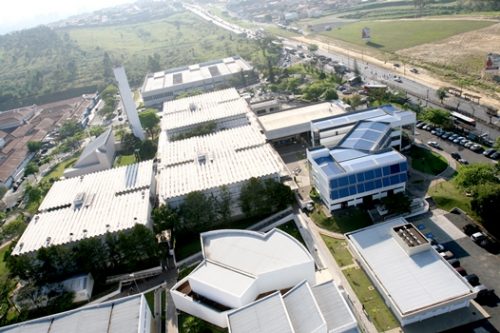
<box><xmin>338</xmin><ymin>121</ymin><xmax>391</xmax><ymax>152</ymax></box>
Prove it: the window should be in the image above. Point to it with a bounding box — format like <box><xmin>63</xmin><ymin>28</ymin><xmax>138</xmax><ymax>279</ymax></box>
<box><xmin>339</xmin><ymin>188</ymin><xmax>349</xmax><ymax>198</ymax></box>
<box><xmin>357</xmin><ymin>184</ymin><xmax>365</xmax><ymax>193</ymax></box>
<box><xmin>349</xmin><ymin>175</ymin><xmax>356</xmax><ymax>184</ymax></box>
<box><xmin>357</xmin><ymin>173</ymin><xmax>365</xmax><ymax>182</ymax></box>
<box><xmin>390</xmin><ymin>164</ymin><xmax>400</xmax><ymax>174</ymax></box>
<box><xmin>338</xmin><ymin>176</ymin><xmax>349</xmax><ymax>187</ymax></box>
<box><xmin>383</xmin><ymin>166</ymin><xmax>391</xmax><ymax>176</ymax></box>
<box><xmin>374</xmin><ymin>179</ymin><xmax>382</xmax><ymax>189</ymax></box>
<box><xmin>390</xmin><ymin>175</ymin><xmax>400</xmax><ymax>185</ymax></box>
<box><xmin>399</xmin><ymin>173</ymin><xmax>407</xmax><ymax>182</ymax></box>
<box><xmin>330</xmin><ymin>179</ymin><xmax>338</xmax><ymax>188</ymax></box>
<box><xmin>374</xmin><ymin>168</ymin><xmax>382</xmax><ymax>178</ymax></box>
<box><xmin>365</xmin><ymin>181</ymin><xmax>375</xmax><ymax>191</ymax></box>
<box><xmin>364</xmin><ymin>170</ymin><xmax>375</xmax><ymax>180</ymax></box>
<box><xmin>383</xmin><ymin>177</ymin><xmax>390</xmax><ymax>187</ymax></box>
<box><xmin>349</xmin><ymin>186</ymin><xmax>357</xmax><ymax>195</ymax></box>
<box><xmin>400</xmin><ymin>162</ymin><xmax>408</xmax><ymax>172</ymax></box>
<box><xmin>331</xmin><ymin>190</ymin><xmax>339</xmax><ymax>200</ymax></box>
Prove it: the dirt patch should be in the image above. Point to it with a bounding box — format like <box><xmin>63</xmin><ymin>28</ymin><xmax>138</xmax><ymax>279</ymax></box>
<box><xmin>397</xmin><ymin>23</ymin><xmax>500</xmax><ymax>77</ymax></box>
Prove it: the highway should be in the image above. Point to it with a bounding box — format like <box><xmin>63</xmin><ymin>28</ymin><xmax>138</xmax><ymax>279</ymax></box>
<box><xmin>282</xmin><ymin>39</ymin><xmax>500</xmax><ymax>140</ymax></box>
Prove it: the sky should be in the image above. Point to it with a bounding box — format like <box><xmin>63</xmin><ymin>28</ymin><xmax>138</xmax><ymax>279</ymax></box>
<box><xmin>0</xmin><ymin>0</ymin><xmax>135</xmax><ymax>34</ymax></box>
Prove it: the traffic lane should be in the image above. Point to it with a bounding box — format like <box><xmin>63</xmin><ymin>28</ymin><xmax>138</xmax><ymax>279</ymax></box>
<box><xmin>416</xmin><ymin>129</ymin><xmax>496</xmax><ymax>165</ymax></box>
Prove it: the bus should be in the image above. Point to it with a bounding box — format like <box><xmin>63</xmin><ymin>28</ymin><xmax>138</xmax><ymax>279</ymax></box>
<box><xmin>450</xmin><ymin>111</ymin><xmax>476</xmax><ymax>130</ymax></box>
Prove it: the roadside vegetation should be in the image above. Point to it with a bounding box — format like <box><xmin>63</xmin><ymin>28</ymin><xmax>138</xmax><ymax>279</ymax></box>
<box><xmin>429</xmin><ymin>163</ymin><xmax>500</xmax><ymax>237</ymax></box>
<box><xmin>321</xmin><ymin>235</ymin><xmax>353</xmax><ymax>267</ymax></box>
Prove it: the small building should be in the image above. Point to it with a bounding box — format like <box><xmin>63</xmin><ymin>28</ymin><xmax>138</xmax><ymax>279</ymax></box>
<box><xmin>308</xmin><ymin>121</ymin><xmax>408</xmax><ymax>211</ymax></box>
<box><xmin>0</xmin><ymin>105</ymin><xmax>38</xmax><ymax>130</ymax></box>
<box><xmin>171</xmin><ymin>229</ymin><xmax>358</xmax><ymax>331</ymax></box>
<box><xmin>1</xmin><ymin>294</ymin><xmax>153</xmax><ymax>333</ymax></box>
<box><xmin>141</xmin><ymin>56</ymin><xmax>254</xmax><ymax>107</ymax></box>
<box><xmin>311</xmin><ymin>104</ymin><xmax>416</xmax><ymax>149</ymax></box>
<box><xmin>257</xmin><ymin>101</ymin><xmax>347</xmax><ymax>143</ymax></box>
<box><xmin>60</xmin><ymin>273</ymin><xmax>94</xmax><ymax>303</ymax></box>
<box><xmin>63</xmin><ymin>128</ymin><xmax>115</xmax><ymax>178</ymax></box>
<box><xmin>12</xmin><ymin>161</ymin><xmax>155</xmax><ymax>256</ymax></box>
<box><xmin>346</xmin><ymin>218</ymin><xmax>477</xmax><ymax>326</ymax></box>
<box><xmin>250</xmin><ymin>98</ymin><xmax>281</xmax><ymax>115</ymax></box>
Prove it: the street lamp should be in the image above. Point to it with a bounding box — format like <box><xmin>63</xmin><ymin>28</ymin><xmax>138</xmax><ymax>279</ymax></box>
<box><xmin>129</xmin><ymin>273</ymin><xmax>139</xmax><ymax>293</ymax></box>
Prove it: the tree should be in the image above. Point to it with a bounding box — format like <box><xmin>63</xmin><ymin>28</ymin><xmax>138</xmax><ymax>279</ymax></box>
<box><xmin>218</xmin><ymin>185</ymin><xmax>232</xmax><ymax>224</ymax></box>
<box><xmin>420</xmin><ymin>108</ymin><xmax>453</xmax><ymax>128</ymax></box>
<box><xmin>436</xmin><ymin>87</ymin><xmax>447</xmax><ymax>104</ymax></box>
<box><xmin>0</xmin><ymin>278</ymin><xmax>14</xmax><ymax>323</ymax></box>
<box><xmin>139</xmin><ymin>109</ymin><xmax>160</xmax><ymax>140</ymax></box>
<box><xmin>58</xmin><ymin>120</ymin><xmax>82</xmax><ymax>140</ymax></box>
<box><xmin>152</xmin><ymin>205</ymin><xmax>179</xmax><ymax>234</ymax></box>
<box><xmin>494</xmin><ymin>137</ymin><xmax>500</xmax><ymax>150</ymax></box>
<box><xmin>381</xmin><ymin>193</ymin><xmax>411</xmax><ymax>215</ymax></box>
<box><xmin>180</xmin><ymin>192</ymin><xmax>217</xmax><ymax>231</ymax></box>
<box><xmin>455</xmin><ymin>163</ymin><xmax>498</xmax><ymax>190</ymax></box>
<box><xmin>323</xmin><ymin>88</ymin><xmax>338</xmax><ymax>101</ymax></box>
<box><xmin>353</xmin><ymin>59</ymin><xmax>360</xmax><ymax>75</ymax></box>
<box><xmin>308</xmin><ymin>44</ymin><xmax>319</xmax><ymax>52</ymax></box>
<box><xmin>471</xmin><ymin>182</ymin><xmax>500</xmax><ymax>237</ymax></box>
<box><xmin>240</xmin><ymin>178</ymin><xmax>269</xmax><ymax>218</ymax></box>
<box><xmin>88</xmin><ymin>125</ymin><xmax>105</xmax><ymax>138</ymax></box>
<box><xmin>345</xmin><ymin>95</ymin><xmax>363</xmax><ymax>110</ymax></box>
<box><xmin>121</xmin><ymin>133</ymin><xmax>141</xmax><ymax>154</ymax></box>
<box><xmin>24</xmin><ymin>162</ymin><xmax>39</xmax><ymax>180</ymax></box>
<box><xmin>0</xmin><ymin>215</ymin><xmax>27</xmax><ymax>241</ymax></box>
<box><xmin>182</xmin><ymin>316</ymin><xmax>208</xmax><ymax>333</ymax></box>
<box><xmin>413</xmin><ymin>0</ymin><xmax>428</xmax><ymax>16</ymax></box>
<box><xmin>27</xmin><ymin>141</ymin><xmax>42</xmax><ymax>153</ymax></box>
<box><xmin>73</xmin><ymin>238</ymin><xmax>109</xmax><ymax>281</ymax></box>
<box><xmin>264</xmin><ymin>179</ymin><xmax>295</xmax><ymax>212</ymax></box>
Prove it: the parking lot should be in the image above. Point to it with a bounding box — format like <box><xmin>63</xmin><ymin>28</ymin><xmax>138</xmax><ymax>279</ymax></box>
<box><xmin>415</xmin><ymin>126</ymin><xmax>497</xmax><ymax>166</ymax></box>
<box><xmin>272</xmin><ymin>141</ymin><xmax>311</xmax><ymax>200</ymax></box>
<box><xmin>410</xmin><ymin>211</ymin><xmax>500</xmax><ymax>331</ymax></box>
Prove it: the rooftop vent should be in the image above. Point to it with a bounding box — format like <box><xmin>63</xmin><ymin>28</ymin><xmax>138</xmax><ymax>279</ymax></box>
<box><xmin>189</xmin><ymin>103</ymin><xmax>197</xmax><ymax>112</ymax></box>
<box><xmin>74</xmin><ymin>192</ymin><xmax>85</xmax><ymax>209</ymax></box>
<box><xmin>392</xmin><ymin>223</ymin><xmax>430</xmax><ymax>256</ymax></box>
<box><xmin>197</xmin><ymin>153</ymin><xmax>207</xmax><ymax>164</ymax></box>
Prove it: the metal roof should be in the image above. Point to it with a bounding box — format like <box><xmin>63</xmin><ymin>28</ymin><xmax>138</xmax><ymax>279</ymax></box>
<box><xmin>227</xmin><ymin>292</ymin><xmax>294</xmax><ymax>333</ymax></box>
<box><xmin>311</xmin><ymin>281</ymin><xmax>359</xmax><ymax>333</ymax></box>
<box><xmin>157</xmin><ymin>130</ymin><xmax>283</xmax><ymax>201</ymax></box>
<box><xmin>142</xmin><ymin>57</ymin><xmax>253</xmax><ymax>93</ymax></box>
<box><xmin>338</xmin><ymin>121</ymin><xmax>391</xmax><ymax>152</ymax></box>
<box><xmin>12</xmin><ymin>161</ymin><xmax>154</xmax><ymax>255</ymax></box>
<box><xmin>347</xmin><ymin>218</ymin><xmax>475</xmax><ymax>316</ymax></box>
<box><xmin>283</xmin><ymin>281</ymin><xmax>326</xmax><ymax>333</ymax></box>
<box><xmin>0</xmin><ymin>294</ymin><xmax>147</xmax><ymax>333</ymax></box>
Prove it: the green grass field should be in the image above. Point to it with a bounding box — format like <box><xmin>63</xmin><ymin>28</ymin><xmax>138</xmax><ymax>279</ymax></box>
<box><xmin>310</xmin><ymin>206</ymin><xmax>372</xmax><ymax>234</ymax></box>
<box><xmin>428</xmin><ymin>180</ymin><xmax>479</xmax><ymax>220</ymax></box>
<box><xmin>318</xmin><ymin>19</ymin><xmax>494</xmax><ymax>52</ymax></box>
<box><xmin>321</xmin><ymin>235</ymin><xmax>353</xmax><ymax>267</ymax></box>
<box><xmin>344</xmin><ymin>267</ymin><xmax>399</xmax><ymax>331</ymax></box>
<box><xmin>408</xmin><ymin>146</ymin><xmax>448</xmax><ymax>175</ymax></box>
<box><xmin>277</xmin><ymin>221</ymin><xmax>306</xmax><ymax>246</ymax></box>
<box><xmin>114</xmin><ymin>154</ymin><xmax>136</xmax><ymax>167</ymax></box>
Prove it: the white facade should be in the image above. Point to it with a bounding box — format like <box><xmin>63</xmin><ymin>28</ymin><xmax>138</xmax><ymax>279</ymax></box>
<box><xmin>60</xmin><ymin>273</ymin><xmax>94</xmax><ymax>303</ymax></box>
<box><xmin>114</xmin><ymin>66</ymin><xmax>145</xmax><ymax>141</ymax></box>
<box><xmin>171</xmin><ymin>229</ymin><xmax>358</xmax><ymax>332</ymax></box>
<box><xmin>308</xmin><ymin>121</ymin><xmax>408</xmax><ymax>211</ymax></box>
<box><xmin>311</xmin><ymin>105</ymin><xmax>416</xmax><ymax>149</ymax></box>
<box><xmin>141</xmin><ymin>56</ymin><xmax>253</xmax><ymax>106</ymax></box>
<box><xmin>346</xmin><ymin>218</ymin><xmax>477</xmax><ymax>326</ymax></box>
<box><xmin>64</xmin><ymin>128</ymin><xmax>116</xmax><ymax>178</ymax></box>
<box><xmin>12</xmin><ymin>161</ymin><xmax>155</xmax><ymax>255</ymax></box>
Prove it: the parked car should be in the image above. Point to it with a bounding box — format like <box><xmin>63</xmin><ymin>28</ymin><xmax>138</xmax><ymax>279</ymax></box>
<box><xmin>416</xmin><ymin>122</ymin><xmax>426</xmax><ymax>129</ymax></box>
<box><xmin>483</xmin><ymin>148</ymin><xmax>496</xmax><ymax>157</ymax></box>
<box><xmin>410</xmin><ymin>68</ymin><xmax>419</xmax><ymax>74</ymax></box>
<box><xmin>453</xmin><ymin>136</ymin><xmax>465</xmax><ymax>144</ymax></box>
<box><xmin>432</xmin><ymin>244</ymin><xmax>445</xmax><ymax>252</ymax></box>
<box><xmin>447</xmin><ymin>258</ymin><xmax>460</xmax><ymax>268</ymax></box>
<box><xmin>448</xmin><ymin>134</ymin><xmax>459</xmax><ymax>141</ymax></box>
<box><xmin>458</xmin><ymin>158</ymin><xmax>469</xmax><ymax>165</ymax></box>
<box><xmin>393</xmin><ymin>63</ymin><xmax>401</xmax><ymax>68</ymax></box>
<box><xmin>489</xmin><ymin>152</ymin><xmax>499</xmax><ymax>160</ymax></box>
<box><xmin>471</xmin><ymin>232</ymin><xmax>487</xmax><ymax>243</ymax></box>
<box><xmin>463</xmin><ymin>224</ymin><xmax>480</xmax><ymax>236</ymax></box>
<box><xmin>469</xmin><ymin>144</ymin><xmax>483</xmax><ymax>153</ymax></box>
<box><xmin>464</xmin><ymin>141</ymin><xmax>474</xmax><ymax>148</ymax></box>
<box><xmin>455</xmin><ymin>267</ymin><xmax>467</xmax><ymax>276</ymax></box>
<box><xmin>464</xmin><ymin>274</ymin><xmax>480</xmax><ymax>287</ymax></box>
<box><xmin>427</xmin><ymin>141</ymin><xmax>441</xmax><ymax>149</ymax></box>
<box><xmin>475</xmin><ymin>288</ymin><xmax>495</xmax><ymax>305</ymax></box>
<box><xmin>451</xmin><ymin>152</ymin><xmax>461</xmax><ymax>160</ymax></box>
<box><xmin>440</xmin><ymin>250</ymin><xmax>454</xmax><ymax>259</ymax></box>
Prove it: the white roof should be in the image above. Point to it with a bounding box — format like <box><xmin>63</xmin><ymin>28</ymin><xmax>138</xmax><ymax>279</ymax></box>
<box><xmin>201</xmin><ymin>229</ymin><xmax>312</xmax><ymax>276</ymax></box>
<box><xmin>157</xmin><ymin>129</ymin><xmax>283</xmax><ymax>201</ymax></box>
<box><xmin>142</xmin><ymin>57</ymin><xmax>253</xmax><ymax>93</ymax></box>
<box><xmin>347</xmin><ymin>218</ymin><xmax>475</xmax><ymax>316</ymax></box>
<box><xmin>13</xmin><ymin>161</ymin><xmax>153</xmax><ymax>255</ymax></box>
<box><xmin>227</xmin><ymin>292</ymin><xmax>294</xmax><ymax>333</ymax></box>
<box><xmin>257</xmin><ymin>102</ymin><xmax>346</xmax><ymax>140</ymax></box>
<box><xmin>0</xmin><ymin>294</ymin><xmax>146</xmax><ymax>333</ymax></box>
<box><xmin>162</xmin><ymin>88</ymin><xmax>240</xmax><ymax>113</ymax></box>
<box><xmin>189</xmin><ymin>261</ymin><xmax>255</xmax><ymax>299</ymax></box>
<box><xmin>283</xmin><ymin>281</ymin><xmax>326</xmax><ymax>333</ymax></box>
<box><xmin>311</xmin><ymin>281</ymin><xmax>359</xmax><ymax>333</ymax></box>
<box><xmin>161</xmin><ymin>98</ymin><xmax>250</xmax><ymax>134</ymax></box>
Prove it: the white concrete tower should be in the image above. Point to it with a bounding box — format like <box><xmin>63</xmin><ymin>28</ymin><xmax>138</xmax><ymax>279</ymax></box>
<box><xmin>113</xmin><ymin>67</ymin><xmax>145</xmax><ymax>141</ymax></box>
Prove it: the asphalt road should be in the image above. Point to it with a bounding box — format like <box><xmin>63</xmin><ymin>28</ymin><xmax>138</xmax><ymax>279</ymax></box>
<box><xmin>282</xmin><ymin>39</ymin><xmax>500</xmax><ymax>140</ymax></box>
